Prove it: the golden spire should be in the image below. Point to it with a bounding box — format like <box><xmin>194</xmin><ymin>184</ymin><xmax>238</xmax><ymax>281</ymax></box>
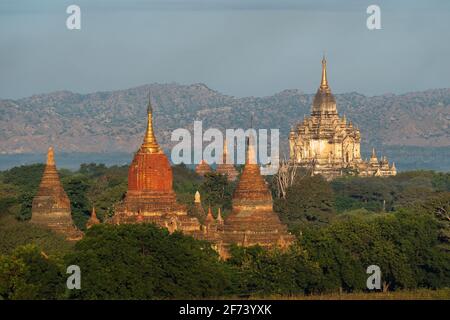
<box><xmin>46</xmin><ymin>147</ymin><xmax>55</xmax><ymax>166</ymax></box>
<box><xmin>141</xmin><ymin>95</ymin><xmax>162</xmax><ymax>153</ymax></box>
<box><xmin>320</xmin><ymin>55</ymin><xmax>329</xmax><ymax>90</ymax></box>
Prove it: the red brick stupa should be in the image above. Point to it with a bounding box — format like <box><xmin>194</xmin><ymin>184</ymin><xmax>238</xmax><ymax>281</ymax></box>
<box><xmin>112</xmin><ymin>97</ymin><xmax>201</xmax><ymax>233</ymax></box>
<box><xmin>195</xmin><ymin>160</ymin><xmax>212</xmax><ymax>177</ymax></box>
<box><xmin>31</xmin><ymin>147</ymin><xmax>83</xmax><ymax>241</ymax></box>
<box><xmin>222</xmin><ymin>135</ymin><xmax>295</xmax><ymax>249</ymax></box>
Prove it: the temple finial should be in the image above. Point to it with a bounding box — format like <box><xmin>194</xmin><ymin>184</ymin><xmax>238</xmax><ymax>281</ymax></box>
<box><xmin>142</xmin><ymin>94</ymin><xmax>161</xmax><ymax>153</ymax></box>
<box><xmin>391</xmin><ymin>162</ymin><xmax>397</xmax><ymax>171</ymax></box>
<box><xmin>320</xmin><ymin>55</ymin><xmax>329</xmax><ymax>89</ymax></box>
<box><xmin>46</xmin><ymin>147</ymin><xmax>55</xmax><ymax>166</ymax></box>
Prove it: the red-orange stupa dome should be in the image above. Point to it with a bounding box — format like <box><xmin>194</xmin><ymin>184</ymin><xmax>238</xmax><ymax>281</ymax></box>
<box><xmin>112</xmin><ymin>97</ymin><xmax>199</xmax><ymax>229</ymax></box>
<box><xmin>127</xmin><ymin>100</ymin><xmax>173</xmax><ymax>193</ymax></box>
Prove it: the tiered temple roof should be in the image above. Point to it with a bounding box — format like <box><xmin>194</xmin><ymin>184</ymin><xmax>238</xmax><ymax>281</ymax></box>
<box><xmin>31</xmin><ymin>147</ymin><xmax>83</xmax><ymax>241</ymax></box>
<box><xmin>221</xmin><ymin>135</ymin><xmax>295</xmax><ymax>251</ymax></box>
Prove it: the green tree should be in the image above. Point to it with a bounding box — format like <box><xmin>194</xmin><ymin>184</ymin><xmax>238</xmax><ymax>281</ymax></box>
<box><xmin>16</xmin><ymin>192</ymin><xmax>33</xmax><ymax>221</ymax></box>
<box><xmin>200</xmin><ymin>172</ymin><xmax>234</xmax><ymax>211</ymax></box>
<box><xmin>0</xmin><ymin>244</ymin><xmax>65</xmax><ymax>300</ymax></box>
<box><xmin>227</xmin><ymin>244</ymin><xmax>322</xmax><ymax>296</ymax></box>
<box><xmin>65</xmin><ymin>224</ymin><xmax>232</xmax><ymax>299</ymax></box>
<box><xmin>62</xmin><ymin>176</ymin><xmax>91</xmax><ymax>230</ymax></box>
<box><xmin>275</xmin><ymin>175</ymin><xmax>335</xmax><ymax>228</ymax></box>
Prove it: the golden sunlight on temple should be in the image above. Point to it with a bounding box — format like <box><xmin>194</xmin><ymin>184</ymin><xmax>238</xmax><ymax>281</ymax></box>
<box><xmin>289</xmin><ymin>57</ymin><xmax>397</xmax><ymax>179</ymax></box>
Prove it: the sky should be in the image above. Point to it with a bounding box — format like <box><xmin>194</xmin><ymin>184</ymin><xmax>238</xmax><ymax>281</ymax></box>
<box><xmin>0</xmin><ymin>0</ymin><xmax>449</xmax><ymax>99</ymax></box>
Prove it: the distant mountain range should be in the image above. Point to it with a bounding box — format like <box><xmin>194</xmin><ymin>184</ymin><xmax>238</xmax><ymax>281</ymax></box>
<box><xmin>0</xmin><ymin>83</ymin><xmax>449</xmax><ymax>170</ymax></box>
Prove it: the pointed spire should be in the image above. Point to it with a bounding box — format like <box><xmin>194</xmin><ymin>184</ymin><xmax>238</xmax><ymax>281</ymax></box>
<box><xmin>320</xmin><ymin>55</ymin><xmax>329</xmax><ymax>90</ymax></box>
<box><xmin>141</xmin><ymin>94</ymin><xmax>162</xmax><ymax>154</ymax></box>
<box><xmin>217</xmin><ymin>207</ymin><xmax>223</xmax><ymax>224</ymax></box>
<box><xmin>205</xmin><ymin>206</ymin><xmax>215</xmax><ymax>223</ymax></box>
<box><xmin>246</xmin><ymin>132</ymin><xmax>257</xmax><ymax>165</ymax></box>
<box><xmin>46</xmin><ymin>147</ymin><xmax>55</xmax><ymax>166</ymax></box>
<box><xmin>194</xmin><ymin>191</ymin><xmax>201</xmax><ymax>204</ymax></box>
<box><xmin>369</xmin><ymin>148</ymin><xmax>379</xmax><ymax>164</ymax></box>
<box><xmin>391</xmin><ymin>162</ymin><xmax>397</xmax><ymax>171</ymax></box>
<box><xmin>86</xmin><ymin>206</ymin><xmax>100</xmax><ymax>229</ymax></box>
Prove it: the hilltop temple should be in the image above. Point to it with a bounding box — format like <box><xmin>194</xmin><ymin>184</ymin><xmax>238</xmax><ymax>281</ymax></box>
<box><xmin>31</xmin><ymin>147</ymin><xmax>83</xmax><ymax>240</ymax></box>
<box><xmin>109</xmin><ymin>98</ymin><xmax>293</xmax><ymax>258</ymax></box>
<box><xmin>289</xmin><ymin>57</ymin><xmax>397</xmax><ymax>179</ymax></box>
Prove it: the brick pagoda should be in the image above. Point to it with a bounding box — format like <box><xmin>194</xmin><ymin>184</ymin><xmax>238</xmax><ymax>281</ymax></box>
<box><xmin>31</xmin><ymin>147</ymin><xmax>83</xmax><ymax>241</ymax></box>
<box><xmin>111</xmin><ymin>98</ymin><xmax>202</xmax><ymax>233</ymax></box>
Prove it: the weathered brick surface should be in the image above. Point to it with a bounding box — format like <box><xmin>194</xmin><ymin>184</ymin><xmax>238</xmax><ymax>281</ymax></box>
<box><xmin>31</xmin><ymin>147</ymin><xmax>83</xmax><ymax>240</ymax></box>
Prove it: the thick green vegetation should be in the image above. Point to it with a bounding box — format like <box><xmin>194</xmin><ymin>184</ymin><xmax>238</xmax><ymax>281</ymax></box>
<box><xmin>0</xmin><ymin>164</ymin><xmax>449</xmax><ymax>299</ymax></box>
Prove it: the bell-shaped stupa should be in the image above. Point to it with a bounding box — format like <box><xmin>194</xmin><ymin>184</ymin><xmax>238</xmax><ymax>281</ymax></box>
<box><xmin>112</xmin><ymin>96</ymin><xmax>201</xmax><ymax>233</ymax></box>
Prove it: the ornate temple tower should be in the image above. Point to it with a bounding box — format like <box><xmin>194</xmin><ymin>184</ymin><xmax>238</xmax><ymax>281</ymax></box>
<box><xmin>221</xmin><ymin>135</ymin><xmax>295</xmax><ymax>250</ymax></box>
<box><xmin>216</xmin><ymin>139</ymin><xmax>239</xmax><ymax>181</ymax></box>
<box><xmin>289</xmin><ymin>57</ymin><xmax>396</xmax><ymax>179</ymax></box>
<box><xmin>112</xmin><ymin>98</ymin><xmax>202</xmax><ymax>233</ymax></box>
<box><xmin>31</xmin><ymin>147</ymin><xmax>83</xmax><ymax>240</ymax></box>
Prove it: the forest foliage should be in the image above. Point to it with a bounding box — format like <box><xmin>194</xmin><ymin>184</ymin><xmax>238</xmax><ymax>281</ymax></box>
<box><xmin>0</xmin><ymin>163</ymin><xmax>449</xmax><ymax>299</ymax></box>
